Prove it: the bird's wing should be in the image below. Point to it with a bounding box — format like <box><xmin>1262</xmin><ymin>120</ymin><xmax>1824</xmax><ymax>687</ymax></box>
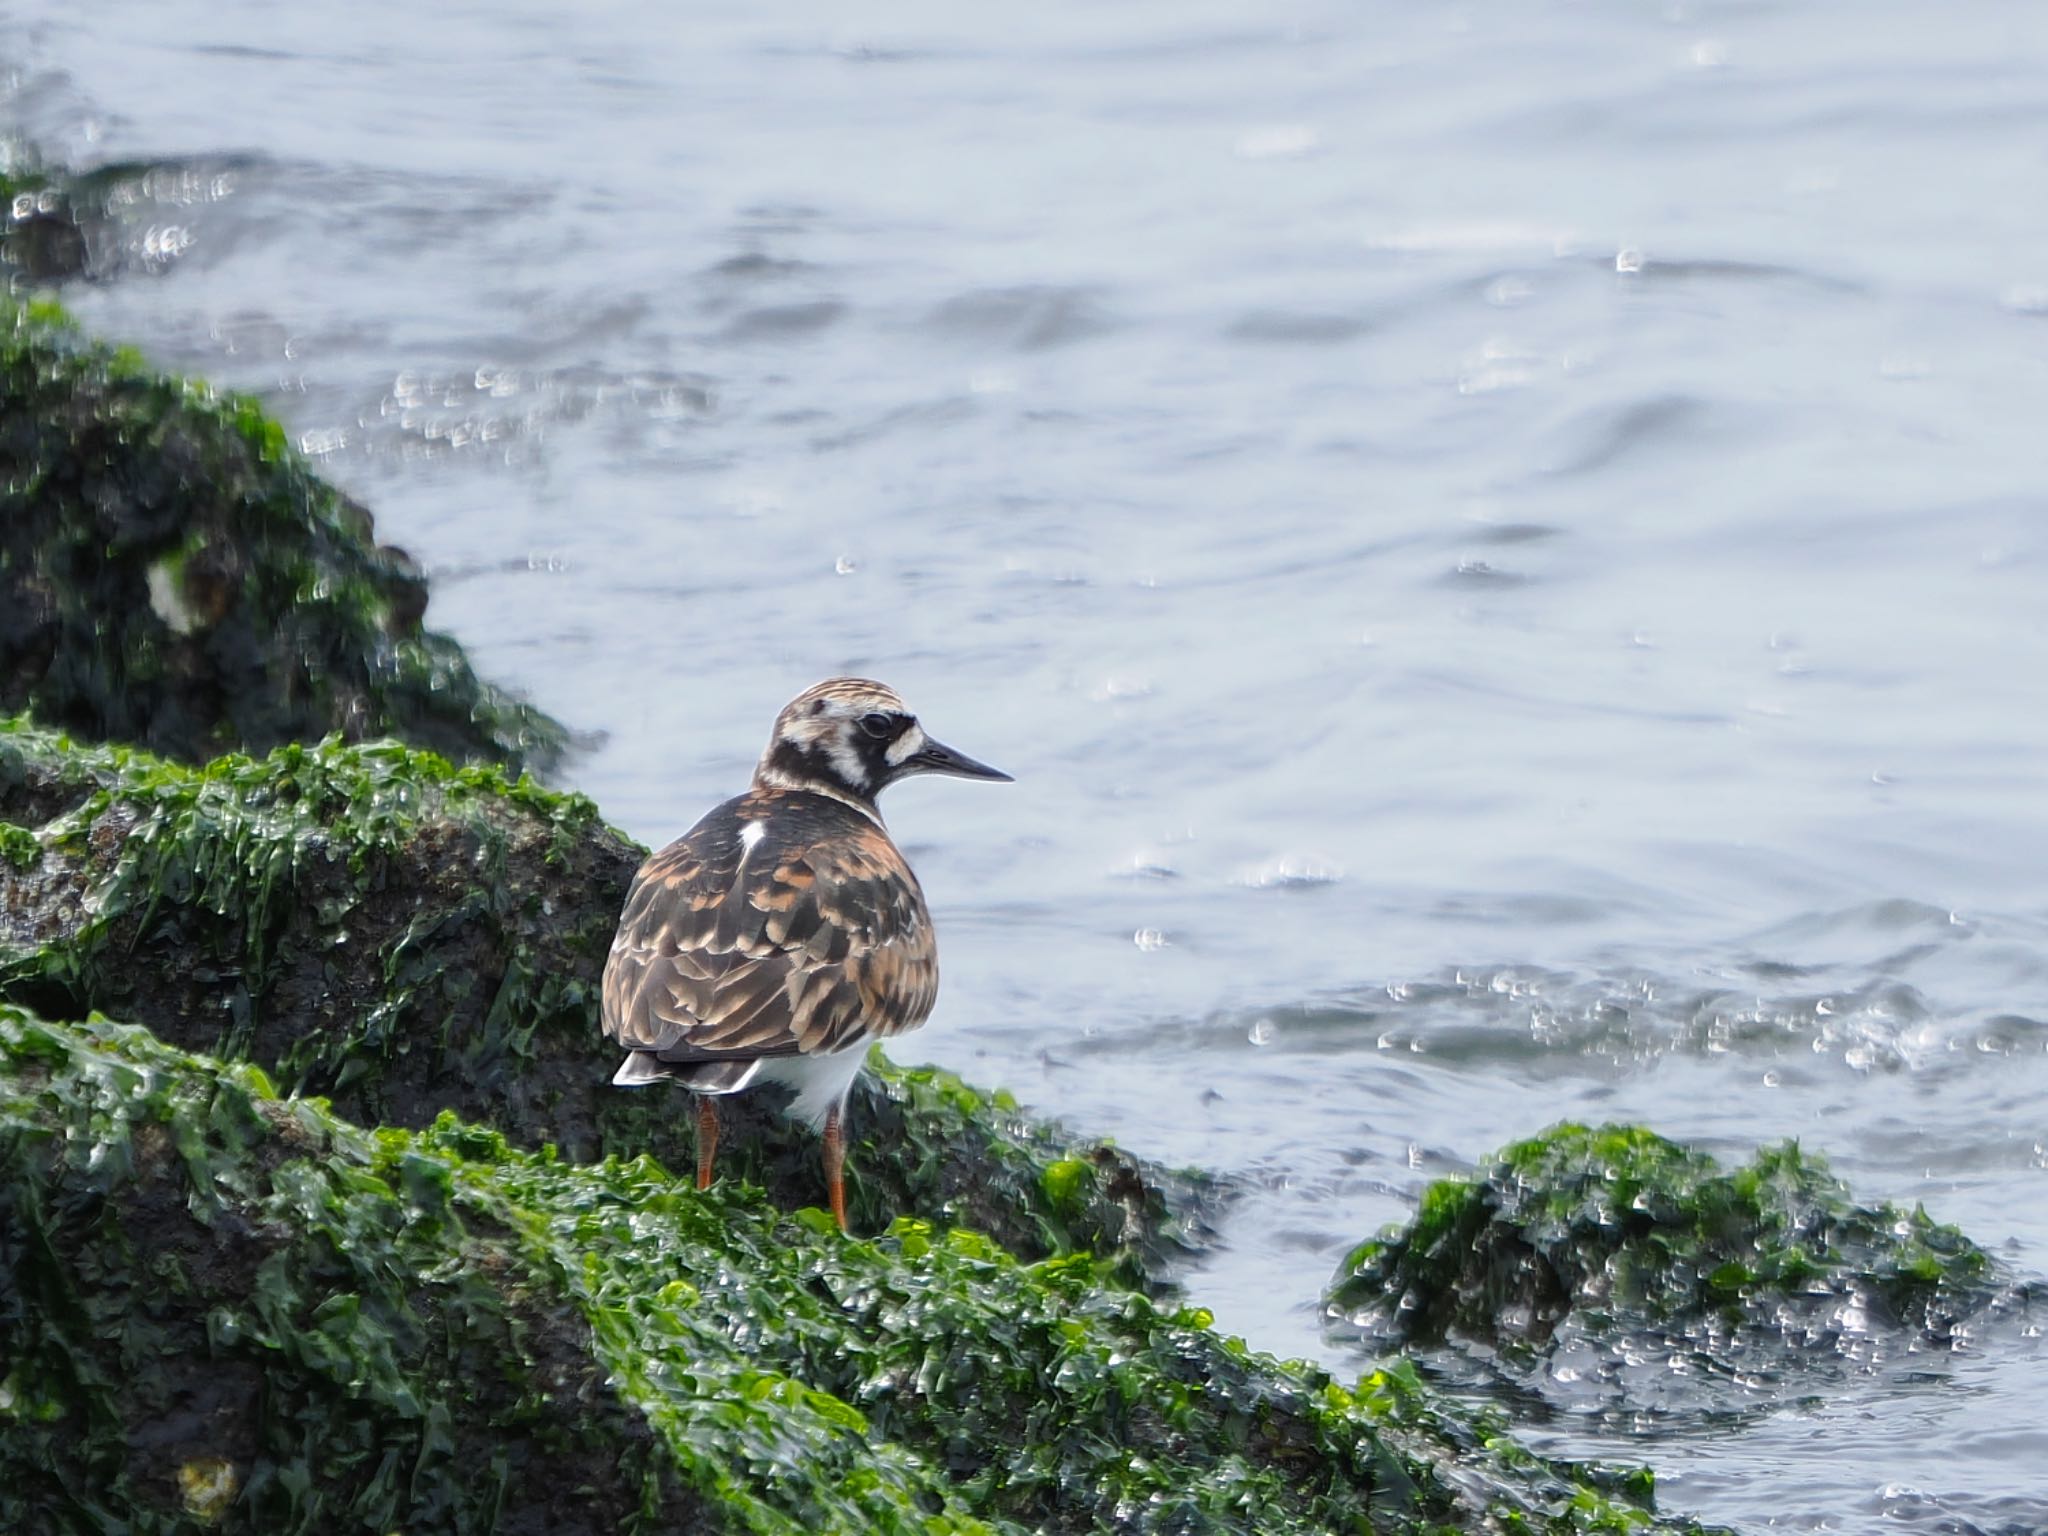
<box><xmin>601</xmin><ymin>802</ymin><xmax>938</xmax><ymax>1062</ymax></box>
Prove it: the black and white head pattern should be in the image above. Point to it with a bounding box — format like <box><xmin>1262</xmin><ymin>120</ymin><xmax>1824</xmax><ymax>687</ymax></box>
<box><xmin>755</xmin><ymin>677</ymin><xmax>929</xmax><ymax>807</ymax></box>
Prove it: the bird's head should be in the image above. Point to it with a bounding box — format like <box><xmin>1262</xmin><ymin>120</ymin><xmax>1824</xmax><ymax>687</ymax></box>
<box><xmin>754</xmin><ymin>677</ymin><xmax>1011</xmax><ymax>811</ymax></box>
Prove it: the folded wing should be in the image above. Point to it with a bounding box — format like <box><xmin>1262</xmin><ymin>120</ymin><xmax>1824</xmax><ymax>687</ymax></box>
<box><xmin>601</xmin><ymin>796</ymin><xmax>939</xmax><ymax>1066</ymax></box>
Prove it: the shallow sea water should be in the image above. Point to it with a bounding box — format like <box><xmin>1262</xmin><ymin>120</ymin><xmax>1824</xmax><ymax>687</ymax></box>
<box><xmin>8</xmin><ymin>2</ymin><xmax>2048</xmax><ymax>1528</ymax></box>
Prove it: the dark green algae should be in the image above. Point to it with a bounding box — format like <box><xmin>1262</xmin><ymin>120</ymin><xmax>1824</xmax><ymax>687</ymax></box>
<box><xmin>0</xmin><ymin>297</ymin><xmax>564</xmax><ymax>774</ymax></box>
<box><xmin>0</xmin><ymin>715</ymin><xmax>1220</xmax><ymax>1288</ymax></box>
<box><xmin>1325</xmin><ymin>1122</ymin><xmax>2000</xmax><ymax>1355</ymax></box>
<box><xmin>1</xmin><ymin>1007</ymin><xmax>1708</xmax><ymax>1536</ymax></box>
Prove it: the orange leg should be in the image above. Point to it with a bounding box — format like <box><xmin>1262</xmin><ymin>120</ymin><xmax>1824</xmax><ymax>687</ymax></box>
<box><xmin>823</xmin><ymin>1102</ymin><xmax>848</xmax><ymax>1234</ymax></box>
<box><xmin>695</xmin><ymin>1096</ymin><xmax>719</xmax><ymax>1192</ymax></box>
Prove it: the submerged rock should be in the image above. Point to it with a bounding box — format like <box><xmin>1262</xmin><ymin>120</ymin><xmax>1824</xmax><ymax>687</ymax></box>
<box><xmin>0</xmin><ymin>716</ymin><xmax>1217</xmax><ymax>1286</ymax></box>
<box><xmin>2</xmin><ymin>151</ymin><xmax>211</xmax><ymax>283</ymax></box>
<box><xmin>0</xmin><ymin>300</ymin><xmax>565</xmax><ymax>774</ymax></box>
<box><xmin>0</xmin><ymin>1007</ymin><xmax>1711</xmax><ymax>1536</ymax></box>
<box><xmin>1323</xmin><ymin>1122</ymin><xmax>2022</xmax><ymax>1420</ymax></box>
<box><xmin>1</xmin><ymin>166</ymin><xmax>90</xmax><ymax>282</ymax></box>
<box><xmin>2</xmin><ymin>151</ymin><xmax>270</xmax><ymax>284</ymax></box>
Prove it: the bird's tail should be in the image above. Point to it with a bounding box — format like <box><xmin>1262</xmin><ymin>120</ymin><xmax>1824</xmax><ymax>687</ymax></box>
<box><xmin>610</xmin><ymin>1052</ymin><xmax>762</xmax><ymax>1093</ymax></box>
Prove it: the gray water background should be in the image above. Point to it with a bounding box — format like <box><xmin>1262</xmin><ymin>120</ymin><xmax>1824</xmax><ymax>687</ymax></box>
<box><xmin>8</xmin><ymin>2</ymin><xmax>2048</xmax><ymax>1528</ymax></box>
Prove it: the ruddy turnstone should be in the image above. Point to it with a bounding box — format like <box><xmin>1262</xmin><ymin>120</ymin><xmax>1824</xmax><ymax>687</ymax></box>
<box><xmin>601</xmin><ymin>677</ymin><xmax>1010</xmax><ymax>1232</ymax></box>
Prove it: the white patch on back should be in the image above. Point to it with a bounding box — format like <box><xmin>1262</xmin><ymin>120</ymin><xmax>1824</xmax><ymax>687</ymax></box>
<box><xmin>736</xmin><ymin>819</ymin><xmax>767</xmax><ymax>869</ymax></box>
<box><xmin>884</xmin><ymin>724</ymin><xmax>926</xmax><ymax>767</ymax></box>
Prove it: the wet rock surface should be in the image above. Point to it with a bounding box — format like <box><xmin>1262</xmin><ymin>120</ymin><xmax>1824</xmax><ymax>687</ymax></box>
<box><xmin>2</xmin><ymin>153</ymin><xmax>274</xmax><ymax>284</ymax></box>
<box><xmin>1</xmin><ymin>153</ymin><xmax>225</xmax><ymax>283</ymax></box>
<box><xmin>2</xmin><ymin>1008</ymin><xmax>1709</xmax><ymax>1536</ymax></box>
<box><xmin>0</xmin><ymin>300</ymin><xmax>564</xmax><ymax>773</ymax></box>
<box><xmin>0</xmin><ymin>1007</ymin><xmax>711</xmax><ymax>1536</ymax></box>
<box><xmin>1323</xmin><ymin>1123</ymin><xmax>2032</xmax><ymax>1423</ymax></box>
<box><xmin>2</xmin><ymin>190</ymin><xmax>88</xmax><ymax>283</ymax></box>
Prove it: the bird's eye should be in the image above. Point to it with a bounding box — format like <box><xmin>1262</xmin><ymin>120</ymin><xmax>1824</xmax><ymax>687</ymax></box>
<box><xmin>859</xmin><ymin>712</ymin><xmax>895</xmax><ymax>740</ymax></box>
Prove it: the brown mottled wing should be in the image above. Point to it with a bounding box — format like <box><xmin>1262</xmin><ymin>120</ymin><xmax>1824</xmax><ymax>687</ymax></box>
<box><xmin>601</xmin><ymin>792</ymin><xmax>939</xmax><ymax>1063</ymax></box>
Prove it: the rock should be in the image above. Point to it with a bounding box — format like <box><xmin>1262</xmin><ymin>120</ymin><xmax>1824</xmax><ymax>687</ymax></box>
<box><xmin>0</xmin><ymin>1007</ymin><xmax>1714</xmax><ymax>1536</ymax></box>
<box><xmin>1323</xmin><ymin>1122</ymin><xmax>2027</xmax><ymax>1420</ymax></box>
<box><xmin>1</xmin><ymin>167</ymin><xmax>90</xmax><ymax>282</ymax></box>
<box><xmin>0</xmin><ymin>299</ymin><xmax>566</xmax><ymax>775</ymax></box>
<box><xmin>1</xmin><ymin>153</ymin><xmax>268</xmax><ymax>287</ymax></box>
<box><xmin>0</xmin><ymin>716</ymin><xmax>1219</xmax><ymax>1287</ymax></box>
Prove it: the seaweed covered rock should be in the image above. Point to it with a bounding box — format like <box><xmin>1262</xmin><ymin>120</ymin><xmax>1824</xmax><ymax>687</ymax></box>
<box><xmin>0</xmin><ymin>717</ymin><xmax>1216</xmax><ymax>1283</ymax></box>
<box><xmin>1324</xmin><ymin>1124</ymin><xmax>2020</xmax><ymax>1420</ymax></box>
<box><xmin>0</xmin><ymin>300</ymin><xmax>564</xmax><ymax>773</ymax></box>
<box><xmin>1326</xmin><ymin>1124</ymin><xmax>1996</xmax><ymax>1347</ymax></box>
<box><xmin>1</xmin><ymin>1008</ymin><xmax>1711</xmax><ymax>1536</ymax></box>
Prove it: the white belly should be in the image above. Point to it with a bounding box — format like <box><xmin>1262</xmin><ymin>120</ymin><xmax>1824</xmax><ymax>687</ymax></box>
<box><xmin>753</xmin><ymin>1046</ymin><xmax>871</xmax><ymax>1128</ymax></box>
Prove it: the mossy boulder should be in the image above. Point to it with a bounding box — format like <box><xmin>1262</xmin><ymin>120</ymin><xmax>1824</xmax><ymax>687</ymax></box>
<box><xmin>0</xmin><ymin>299</ymin><xmax>564</xmax><ymax>773</ymax></box>
<box><xmin>0</xmin><ymin>716</ymin><xmax>1217</xmax><ymax>1285</ymax></box>
<box><xmin>1</xmin><ymin>1007</ymin><xmax>1717</xmax><ymax>1536</ymax></box>
<box><xmin>1325</xmin><ymin>1123</ymin><xmax>2005</xmax><ymax>1364</ymax></box>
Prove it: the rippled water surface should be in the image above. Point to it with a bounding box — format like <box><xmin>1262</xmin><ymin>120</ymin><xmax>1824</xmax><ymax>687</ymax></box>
<box><xmin>9</xmin><ymin>2</ymin><xmax>2048</xmax><ymax>1528</ymax></box>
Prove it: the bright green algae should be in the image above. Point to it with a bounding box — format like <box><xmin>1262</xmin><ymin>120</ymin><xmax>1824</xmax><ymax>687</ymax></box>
<box><xmin>1</xmin><ymin>1009</ymin><xmax>1708</xmax><ymax>1536</ymax></box>
<box><xmin>0</xmin><ymin>716</ymin><xmax>1220</xmax><ymax>1286</ymax></box>
<box><xmin>0</xmin><ymin>1005</ymin><xmax>707</xmax><ymax>1535</ymax></box>
<box><xmin>0</xmin><ymin>299</ymin><xmax>565</xmax><ymax>773</ymax></box>
<box><xmin>1325</xmin><ymin>1122</ymin><xmax>1996</xmax><ymax>1353</ymax></box>
<box><xmin>0</xmin><ymin>819</ymin><xmax>37</xmax><ymax>871</ymax></box>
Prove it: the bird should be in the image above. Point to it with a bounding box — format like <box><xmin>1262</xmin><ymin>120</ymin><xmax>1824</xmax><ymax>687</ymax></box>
<box><xmin>600</xmin><ymin>677</ymin><xmax>1010</xmax><ymax>1233</ymax></box>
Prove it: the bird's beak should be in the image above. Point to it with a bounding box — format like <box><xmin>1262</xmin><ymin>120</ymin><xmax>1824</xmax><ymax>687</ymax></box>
<box><xmin>906</xmin><ymin>735</ymin><xmax>1012</xmax><ymax>782</ymax></box>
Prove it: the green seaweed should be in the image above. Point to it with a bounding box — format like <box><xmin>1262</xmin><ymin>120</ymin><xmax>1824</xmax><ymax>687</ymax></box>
<box><xmin>0</xmin><ymin>821</ymin><xmax>36</xmax><ymax>871</ymax></box>
<box><xmin>0</xmin><ymin>298</ymin><xmax>566</xmax><ymax>773</ymax></box>
<box><xmin>0</xmin><ymin>1008</ymin><xmax>1711</xmax><ymax>1536</ymax></box>
<box><xmin>0</xmin><ymin>1006</ymin><xmax>708</xmax><ymax>1535</ymax></box>
<box><xmin>1325</xmin><ymin>1122</ymin><xmax>1997</xmax><ymax>1353</ymax></box>
<box><xmin>0</xmin><ymin>717</ymin><xmax>1220</xmax><ymax>1286</ymax></box>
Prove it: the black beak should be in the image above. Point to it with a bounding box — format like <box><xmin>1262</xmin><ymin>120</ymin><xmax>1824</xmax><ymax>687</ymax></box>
<box><xmin>907</xmin><ymin>735</ymin><xmax>1012</xmax><ymax>782</ymax></box>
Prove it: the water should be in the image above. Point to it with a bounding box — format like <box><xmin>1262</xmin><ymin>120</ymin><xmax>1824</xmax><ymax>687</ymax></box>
<box><xmin>9</xmin><ymin>2</ymin><xmax>2048</xmax><ymax>1528</ymax></box>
